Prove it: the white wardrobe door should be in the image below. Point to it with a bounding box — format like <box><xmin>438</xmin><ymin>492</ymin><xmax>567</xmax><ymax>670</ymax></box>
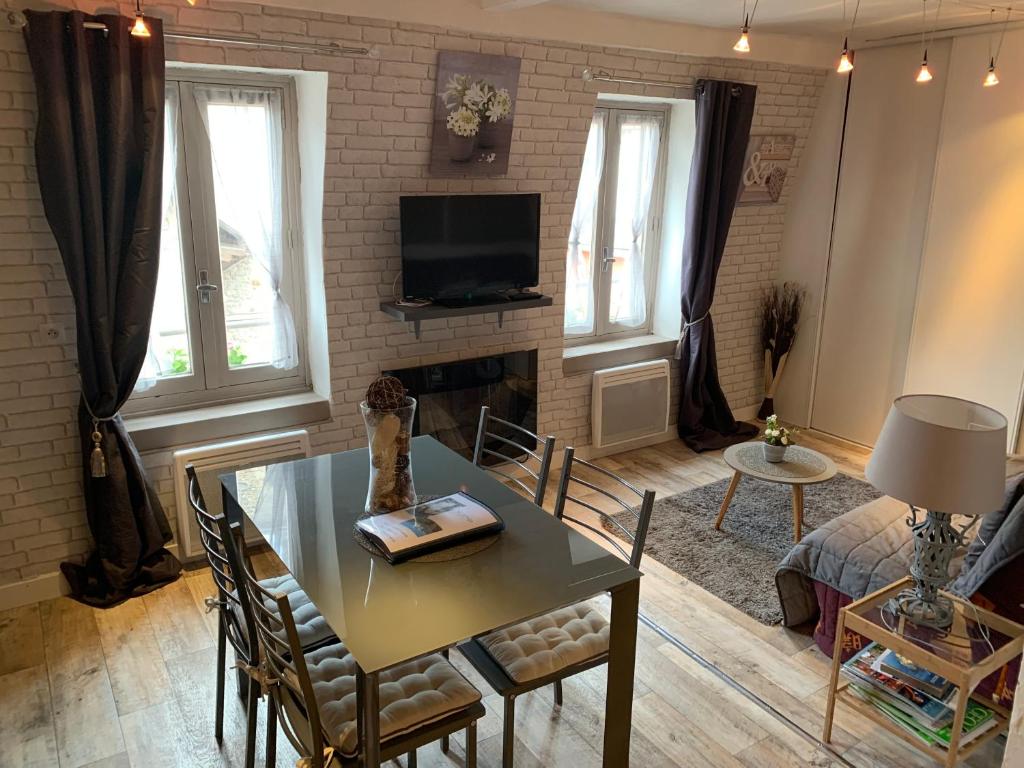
<box><xmin>774</xmin><ymin>74</ymin><xmax>847</xmax><ymax>426</ymax></box>
<box><xmin>810</xmin><ymin>41</ymin><xmax>951</xmax><ymax>446</ymax></box>
<box><xmin>904</xmin><ymin>32</ymin><xmax>1024</xmax><ymax>452</ymax></box>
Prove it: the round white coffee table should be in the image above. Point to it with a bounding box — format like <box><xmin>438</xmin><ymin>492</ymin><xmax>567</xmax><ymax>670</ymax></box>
<box><xmin>715</xmin><ymin>442</ymin><xmax>838</xmax><ymax>543</ymax></box>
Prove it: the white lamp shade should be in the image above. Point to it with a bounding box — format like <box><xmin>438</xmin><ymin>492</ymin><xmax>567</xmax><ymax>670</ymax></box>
<box><xmin>865</xmin><ymin>395</ymin><xmax>1007</xmax><ymax>516</ymax></box>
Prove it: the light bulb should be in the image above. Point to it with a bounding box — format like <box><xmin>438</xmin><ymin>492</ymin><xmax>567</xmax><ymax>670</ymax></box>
<box><xmin>916</xmin><ymin>51</ymin><xmax>932</xmax><ymax>83</ymax></box>
<box><xmin>187</xmin><ymin>0</ymin><xmax>196</xmax><ymax>4</ymax></box>
<box><xmin>733</xmin><ymin>14</ymin><xmax>751</xmax><ymax>53</ymax></box>
<box><xmin>733</xmin><ymin>29</ymin><xmax>750</xmax><ymax>53</ymax></box>
<box><xmin>130</xmin><ymin>12</ymin><xmax>151</xmax><ymax>37</ymax></box>
<box><xmin>837</xmin><ymin>39</ymin><xmax>853</xmax><ymax>74</ymax></box>
<box><xmin>983</xmin><ymin>58</ymin><xmax>999</xmax><ymax>87</ymax></box>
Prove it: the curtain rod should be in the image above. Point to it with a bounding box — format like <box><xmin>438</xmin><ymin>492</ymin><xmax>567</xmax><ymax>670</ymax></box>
<box><xmin>6</xmin><ymin>11</ymin><xmax>371</xmax><ymax>56</ymax></box>
<box><xmin>581</xmin><ymin>68</ymin><xmax>691</xmax><ymax>90</ymax></box>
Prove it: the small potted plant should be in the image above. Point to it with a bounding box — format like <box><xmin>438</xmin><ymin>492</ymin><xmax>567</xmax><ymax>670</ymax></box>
<box><xmin>445</xmin><ymin>105</ymin><xmax>480</xmax><ymax>162</ymax></box>
<box><xmin>762</xmin><ymin>414</ymin><xmax>795</xmax><ymax>463</ymax></box>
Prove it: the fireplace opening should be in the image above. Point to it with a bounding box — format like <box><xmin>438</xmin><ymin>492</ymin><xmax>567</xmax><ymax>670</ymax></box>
<box><xmin>386</xmin><ymin>350</ymin><xmax>538</xmax><ymax>464</ymax></box>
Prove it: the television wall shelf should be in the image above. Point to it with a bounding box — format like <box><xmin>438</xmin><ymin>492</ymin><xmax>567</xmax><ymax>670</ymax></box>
<box><xmin>379</xmin><ymin>296</ymin><xmax>553</xmax><ymax>340</ymax></box>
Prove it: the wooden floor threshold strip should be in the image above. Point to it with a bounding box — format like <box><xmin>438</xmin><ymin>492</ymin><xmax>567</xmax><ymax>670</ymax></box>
<box><xmin>637</xmin><ymin>611</ymin><xmax>858</xmax><ymax>768</ymax></box>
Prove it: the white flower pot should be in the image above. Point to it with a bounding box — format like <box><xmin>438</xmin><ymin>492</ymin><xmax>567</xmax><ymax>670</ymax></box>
<box><xmin>763</xmin><ymin>443</ymin><xmax>788</xmax><ymax>463</ymax></box>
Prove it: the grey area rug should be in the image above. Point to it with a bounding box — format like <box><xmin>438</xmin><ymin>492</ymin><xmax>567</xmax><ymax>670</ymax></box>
<box><xmin>620</xmin><ymin>473</ymin><xmax>881</xmax><ymax>625</ymax></box>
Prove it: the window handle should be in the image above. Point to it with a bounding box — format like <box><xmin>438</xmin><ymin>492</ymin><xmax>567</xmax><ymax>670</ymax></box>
<box><xmin>196</xmin><ymin>270</ymin><xmax>219</xmax><ymax>304</ymax></box>
<box><xmin>601</xmin><ymin>247</ymin><xmax>615</xmax><ymax>273</ymax></box>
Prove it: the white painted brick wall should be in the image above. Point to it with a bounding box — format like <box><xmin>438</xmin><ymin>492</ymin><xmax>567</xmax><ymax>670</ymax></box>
<box><xmin>0</xmin><ymin>0</ymin><xmax>825</xmax><ymax>586</ymax></box>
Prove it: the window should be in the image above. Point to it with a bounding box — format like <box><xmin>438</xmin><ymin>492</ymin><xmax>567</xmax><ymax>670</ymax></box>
<box><xmin>131</xmin><ymin>71</ymin><xmax>306</xmax><ymax>412</ymax></box>
<box><xmin>564</xmin><ymin>104</ymin><xmax>668</xmax><ymax>341</ymax></box>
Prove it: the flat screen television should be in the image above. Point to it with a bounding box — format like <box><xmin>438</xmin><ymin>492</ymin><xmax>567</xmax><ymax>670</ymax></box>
<box><xmin>400</xmin><ymin>193</ymin><xmax>540</xmax><ymax>301</ymax></box>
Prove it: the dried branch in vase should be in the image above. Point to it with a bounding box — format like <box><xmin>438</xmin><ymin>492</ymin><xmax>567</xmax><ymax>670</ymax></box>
<box><xmin>758</xmin><ymin>282</ymin><xmax>805</xmax><ymax>420</ymax></box>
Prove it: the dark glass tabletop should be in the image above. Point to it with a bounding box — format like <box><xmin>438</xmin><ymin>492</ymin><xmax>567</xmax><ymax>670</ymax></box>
<box><xmin>215</xmin><ymin>435</ymin><xmax>641</xmax><ymax>673</ymax></box>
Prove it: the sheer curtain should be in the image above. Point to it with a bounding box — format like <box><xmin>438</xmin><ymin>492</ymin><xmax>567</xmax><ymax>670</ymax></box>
<box><xmin>564</xmin><ymin>112</ymin><xmax>606</xmax><ymax>336</ymax></box>
<box><xmin>193</xmin><ymin>85</ymin><xmax>298</xmax><ymax>370</ymax></box>
<box><xmin>615</xmin><ymin>114</ymin><xmax>662</xmax><ymax>329</ymax></box>
<box><xmin>135</xmin><ymin>86</ymin><xmax>180</xmax><ymax>392</ymax></box>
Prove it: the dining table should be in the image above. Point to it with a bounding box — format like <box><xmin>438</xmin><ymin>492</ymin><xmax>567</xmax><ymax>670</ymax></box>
<box><xmin>214</xmin><ymin>435</ymin><xmax>643</xmax><ymax>768</ymax></box>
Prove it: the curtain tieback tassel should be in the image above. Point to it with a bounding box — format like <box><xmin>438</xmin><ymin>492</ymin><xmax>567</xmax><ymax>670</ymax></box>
<box><xmin>89</xmin><ymin>421</ymin><xmax>108</xmax><ymax>478</ymax></box>
<box><xmin>674</xmin><ymin>309</ymin><xmax>711</xmax><ymax>360</ymax></box>
<box><xmin>82</xmin><ymin>394</ymin><xmax>116</xmax><ymax>479</ymax></box>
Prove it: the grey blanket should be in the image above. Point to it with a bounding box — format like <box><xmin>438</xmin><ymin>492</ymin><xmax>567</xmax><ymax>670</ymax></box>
<box><xmin>775</xmin><ymin>474</ymin><xmax>1024</xmax><ymax>627</ymax></box>
<box><xmin>775</xmin><ymin>496</ymin><xmax>912</xmax><ymax>626</ymax></box>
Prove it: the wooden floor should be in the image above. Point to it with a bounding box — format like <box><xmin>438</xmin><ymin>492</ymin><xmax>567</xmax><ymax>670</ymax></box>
<box><xmin>0</xmin><ymin>432</ymin><xmax>1014</xmax><ymax>768</ymax></box>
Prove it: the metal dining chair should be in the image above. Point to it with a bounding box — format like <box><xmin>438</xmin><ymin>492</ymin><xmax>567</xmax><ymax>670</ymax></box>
<box><xmin>184</xmin><ymin>465</ymin><xmax>336</xmax><ymax>768</ymax></box>
<box><xmin>241</xmin><ymin>552</ymin><xmax>486</xmax><ymax>768</ymax></box>
<box><xmin>472</xmin><ymin>405</ymin><xmax>556</xmax><ymax>506</ymax></box>
<box><xmin>458</xmin><ymin>446</ymin><xmax>656</xmax><ymax>766</ymax></box>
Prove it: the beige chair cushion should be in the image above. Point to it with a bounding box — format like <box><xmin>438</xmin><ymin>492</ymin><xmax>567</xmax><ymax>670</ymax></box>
<box><xmin>478</xmin><ymin>602</ymin><xmax>609</xmax><ymax>684</ymax></box>
<box><xmin>233</xmin><ymin>575</ymin><xmax>334</xmax><ymax>649</ymax></box>
<box><xmin>302</xmin><ymin>644</ymin><xmax>481</xmax><ymax>757</ymax></box>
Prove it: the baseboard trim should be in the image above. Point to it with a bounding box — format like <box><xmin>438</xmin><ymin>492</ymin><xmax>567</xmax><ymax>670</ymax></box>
<box><xmin>0</xmin><ymin>542</ymin><xmax>182</xmax><ymax>611</ymax></box>
<box><xmin>734</xmin><ymin>404</ymin><xmax>761</xmax><ymax>422</ymax></box>
<box><xmin>584</xmin><ymin>426</ymin><xmax>678</xmax><ymax>460</ymax></box>
<box><xmin>0</xmin><ymin>570</ymin><xmax>69</xmax><ymax>611</ymax></box>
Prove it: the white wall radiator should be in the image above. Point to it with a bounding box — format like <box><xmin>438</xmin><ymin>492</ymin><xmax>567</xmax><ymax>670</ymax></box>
<box><xmin>592</xmin><ymin>360</ymin><xmax>671</xmax><ymax>450</ymax></box>
<box><xmin>172</xmin><ymin>429</ymin><xmax>311</xmax><ymax>562</ymax></box>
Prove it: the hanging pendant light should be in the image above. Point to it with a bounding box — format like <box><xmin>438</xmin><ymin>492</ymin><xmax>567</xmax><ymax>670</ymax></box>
<box><xmin>131</xmin><ymin>13</ymin><xmax>151</xmax><ymax>37</ymax></box>
<box><xmin>836</xmin><ymin>0</ymin><xmax>860</xmax><ymax>74</ymax></box>
<box><xmin>734</xmin><ymin>15</ymin><xmax>751</xmax><ymax>53</ymax></box>
<box><xmin>130</xmin><ymin>0</ymin><xmax>151</xmax><ymax>37</ymax></box>
<box><xmin>983</xmin><ymin>57</ymin><xmax>999</xmax><ymax>86</ymax></box>
<box><xmin>733</xmin><ymin>1</ymin><xmax>759</xmax><ymax>54</ymax></box>
<box><xmin>914</xmin><ymin>0</ymin><xmax>941</xmax><ymax>84</ymax></box>
<box><xmin>916</xmin><ymin>50</ymin><xmax>933</xmax><ymax>82</ymax></box>
<box><xmin>837</xmin><ymin>37</ymin><xmax>854</xmax><ymax>73</ymax></box>
<box><xmin>983</xmin><ymin>8</ymin><xmax>1010</xmax><ymax>88</ymax></box>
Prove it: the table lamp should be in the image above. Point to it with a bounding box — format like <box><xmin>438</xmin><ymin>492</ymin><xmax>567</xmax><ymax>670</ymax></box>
<box><xmin>865</xmin><ymin>394</ymin><xmax>1007</xmax><ymax>629</ymax></box>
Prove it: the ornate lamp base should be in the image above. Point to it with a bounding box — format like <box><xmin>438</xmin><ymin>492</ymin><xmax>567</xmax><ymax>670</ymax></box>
<box><xmin>888</xmin><ymin>588</ymin><xmax>955</xmax><ymax>629</ymax></box>
<box><xmin>886</xmin><ymin>507</ymin><xmax>974</xmax><ymax>630</ymax></box>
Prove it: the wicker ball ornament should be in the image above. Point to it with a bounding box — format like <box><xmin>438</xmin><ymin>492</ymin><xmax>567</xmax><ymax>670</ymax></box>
<box><xmin>365</xmin><ymin>375</ymin><xmax>407</xmax><ymax>411</ymax></box>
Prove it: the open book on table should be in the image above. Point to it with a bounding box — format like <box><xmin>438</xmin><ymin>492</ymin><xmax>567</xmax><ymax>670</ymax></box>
<box><xmin>356</xmin><ymin>492</ymin><xmax>504</xmax><ymax>563</ymax></box>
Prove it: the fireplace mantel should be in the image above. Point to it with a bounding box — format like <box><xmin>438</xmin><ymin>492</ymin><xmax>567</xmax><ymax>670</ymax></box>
<box><xmin>379</xmin><ymin>295</ymin><xmax>553</xmax><ymax>339</ymax></box>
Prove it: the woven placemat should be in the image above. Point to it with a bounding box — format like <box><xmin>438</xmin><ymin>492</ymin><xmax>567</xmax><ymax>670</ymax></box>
<box><xmin>352</xmin><ymin>495</ymin><xmax>501</xmax><ymax>563</ymax></box>
<box><xmin>734</xmin><ymin>443</ymin><xmax>828</xmax><ymax>479</ymax></box>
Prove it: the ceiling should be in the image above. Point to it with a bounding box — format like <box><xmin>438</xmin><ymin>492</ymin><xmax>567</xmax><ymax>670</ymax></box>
<box><xmin>553</xmin><ymin>0</ymin><xmax>1022</xmax><ymax>41</ymax></box>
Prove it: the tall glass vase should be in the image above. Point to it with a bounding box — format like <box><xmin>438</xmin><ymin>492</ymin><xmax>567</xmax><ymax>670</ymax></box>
<box><xmin>361</xmin><ymin>397</ymin><xmax>417</xmax><ymax>514</ymax></box>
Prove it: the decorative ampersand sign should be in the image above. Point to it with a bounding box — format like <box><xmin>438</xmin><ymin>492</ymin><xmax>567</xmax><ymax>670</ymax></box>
<box><xmin>744</xmin><ymin>150</ymin><xmax>772</xmax><ymax>187</ymax></box>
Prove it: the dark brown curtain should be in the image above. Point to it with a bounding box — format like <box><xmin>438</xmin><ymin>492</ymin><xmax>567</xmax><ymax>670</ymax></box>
<box><xmin>675</xmin><ymin>79</ymin><xmax>759</xmax><ymax>452</ymax></box>
<box><xmin>25</xmin><ymin>11</ymin><xmax>180</xmax><ymax>606</ymax></box>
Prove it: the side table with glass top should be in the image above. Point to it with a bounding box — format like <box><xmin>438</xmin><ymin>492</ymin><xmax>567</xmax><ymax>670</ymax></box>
<box><xmin>822</xmin><ymin>577</ymin><xmax>1024</xmax><ymax>768</ymax></box>
<box><xmin>715</xmin><ymin>442</ymin><xmax>838</xmax><ymax>543</ymax></box>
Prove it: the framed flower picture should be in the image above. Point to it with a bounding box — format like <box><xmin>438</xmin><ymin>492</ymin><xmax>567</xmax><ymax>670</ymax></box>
<box><xmin>430</xmin><ymin>51</ymin><xmax>521</xmax><ymax>177</ymax></box>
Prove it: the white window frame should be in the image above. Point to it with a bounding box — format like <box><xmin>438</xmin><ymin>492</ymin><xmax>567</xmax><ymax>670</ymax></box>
<box><xmin>565</xmin><ymin>101</ymin><xmax>670</xmax><ymax>345</ymax></box>
<box><xmin>126</xmin><ymin>69</ymin><xmax>309</xmax><ymax>415</ymax></box>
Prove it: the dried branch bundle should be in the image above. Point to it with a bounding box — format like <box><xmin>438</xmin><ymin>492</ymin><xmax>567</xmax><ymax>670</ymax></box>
<box><xmin>760</xmin><ymin>282</ymin><xmax>805</xmax><ymax>368</ymax></box>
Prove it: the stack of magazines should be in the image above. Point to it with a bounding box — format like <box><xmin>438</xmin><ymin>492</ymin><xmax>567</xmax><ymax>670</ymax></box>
<box><xmin>356</xmin><ymin>492</ymin><xmax>504</xmax><ymax>563</ymax></box>
<box><xmin>841</xmin><ymin>642</ymin><xmax>997</xmax><ymax>751</ymax></box>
